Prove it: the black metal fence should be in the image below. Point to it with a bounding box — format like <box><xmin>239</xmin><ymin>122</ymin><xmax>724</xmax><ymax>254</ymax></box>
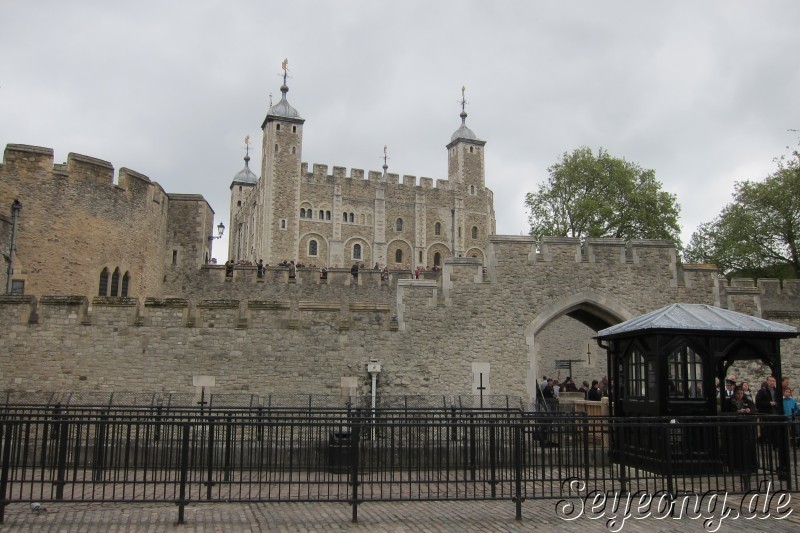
<box><xmin>0</xmin><ymin>398</ymin><xmax>798</xmax><ymax>524</ymax></box>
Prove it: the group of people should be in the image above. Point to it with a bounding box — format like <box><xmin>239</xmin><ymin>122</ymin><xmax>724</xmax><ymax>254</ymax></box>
<box><xmin>720</xmin><ymin>374</ymin><xmax>800</xmax><ymax>446</ymax></box>
<box><xmin>538</xmin><ymin>375</ymin><xmax>607</xmax><ymax>404</ymax></box>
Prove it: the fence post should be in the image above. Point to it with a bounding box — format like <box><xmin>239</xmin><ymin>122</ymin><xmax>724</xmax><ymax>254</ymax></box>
<box><xmin>489</xmin><ymin>420</ymin><xmax>497</xmax><ymax>498</ymax></box>
<box><xmin>54</xmin><ymin>412</ymin><xmax>69</xmax><ymax>500</ymax></box>
<box><xmin>469</xmin><ymin>414</ymin><xmax>477</xmax><ymax>481</ymax></box>
<box><xmin>582</xmin><ymin>413</ymin><xmax>590</xmax><ymax>483</ymax></box>
<box><xmin>513</xmin><ymin>422</ymin><xmax>523</xmax><ymax>520</ymax></box>
<box><xmin>177</xmin><ymin>422</ymin><xmax>190</xmax><ymax>524</ymax></box>
<box><xmin>350</xmin><ymin>419</ymin><xmax>361</xmax><ymax>523</ymax></box>
<box><xmin>205</xmin><ymin>418</ymin><xmax>215</xmax><ymax>500</ymax></box>
<box><xmin>0</xmin><ymin>422</ymin><xmax>14</xmax><ymax>524</ymax></box>
<box><xmin>224</xmin><ymin>412</ymin><xmax>233</xmax><ymax>482</ymax></box>
<box><xmin>92</xmin><ymin>411</ymin><xmax>108</xmax><ymax>481</ymax></box>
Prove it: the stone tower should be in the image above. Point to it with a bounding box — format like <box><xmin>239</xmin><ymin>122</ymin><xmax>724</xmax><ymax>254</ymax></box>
<box><xmin>228</xmin><ymin>141</ymin><xmax>258</xmax><ymax>260</ymax></box>
<box><xmin>446</xmin><ymin>88</ymin><xmax>491</xmax><ymax>257</ymax></box>
<box><xmin>257</xmin><ymin>66</ymin><xmax>305</xmax><ymax>263</ymax></box>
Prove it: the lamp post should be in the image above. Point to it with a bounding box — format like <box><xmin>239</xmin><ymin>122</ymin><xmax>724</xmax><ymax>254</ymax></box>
<box><xmin>207</xmin><ymin>222</ymin><xmax>225</xmax><ymax>263</ymax></box>
<box><xmin>5</xmin><ymin>199</ymin><xmax>22</xmax><ymax>295</ymax></box>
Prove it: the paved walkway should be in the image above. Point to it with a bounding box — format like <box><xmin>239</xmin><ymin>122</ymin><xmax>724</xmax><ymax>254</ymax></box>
<box><xmin>1</xmin><ymin>497</ymin><xmax>799</xmax><ymax>532</ymax></box>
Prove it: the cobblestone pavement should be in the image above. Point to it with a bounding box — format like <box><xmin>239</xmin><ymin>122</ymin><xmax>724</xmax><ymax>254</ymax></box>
<box><xmin>1</xmin><ymin>497</ymin><xmax>799</xmax><ymax>532</ymax></box>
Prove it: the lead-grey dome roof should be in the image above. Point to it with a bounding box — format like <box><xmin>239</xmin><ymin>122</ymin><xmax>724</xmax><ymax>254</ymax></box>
<box><xmin>451</xmin><ymin>123</ymin><xmax>479</xmax><ymax>143</ymax></box>
<box><xmin>232</xmin><ymin>155</ymin><xmax>257</xmax><ymax>184</ymax></box>
<box><xmin>268</xmin><ymin>84</ymin><xmax>302</xmax><ymax>120</ymax></box>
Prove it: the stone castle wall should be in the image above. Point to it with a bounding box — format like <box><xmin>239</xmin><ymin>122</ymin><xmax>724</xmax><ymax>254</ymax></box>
<box><xmin>0</xmin><ymin>144</ymin><xmax>214</xmax><ymax>299</ymax></box>
<box><xmin>4</xmin><ymin>235</ymin><xmax>795</xmax><ymax>400</ymax></box>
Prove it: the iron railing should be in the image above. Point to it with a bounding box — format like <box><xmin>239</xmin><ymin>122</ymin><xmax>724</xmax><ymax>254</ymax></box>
<box><xmin>0</xmin><ymin>400</ymin><xmax>798</xmax><ymax>524</ymax></box>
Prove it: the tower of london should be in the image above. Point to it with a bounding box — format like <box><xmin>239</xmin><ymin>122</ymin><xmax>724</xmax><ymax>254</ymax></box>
<box><xmin>228</xmin><ymin>75</ymin><xmax>496</xmax><ymax>269</ymax></box>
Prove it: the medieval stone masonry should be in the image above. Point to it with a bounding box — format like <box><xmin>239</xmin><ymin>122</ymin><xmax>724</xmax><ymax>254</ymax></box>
<box><xmin>1</xmin><ymin>80</ymin><xmax>799</xmax><ymax>401</ymax></box>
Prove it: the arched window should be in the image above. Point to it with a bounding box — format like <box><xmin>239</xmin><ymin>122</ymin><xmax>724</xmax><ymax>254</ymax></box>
<box><xmin>281</xmin><ymin>219</ymin><xmax>286</xmax><ymax>229</ymax></box>
<box><xmin>343</xmin><ymin>212</ymin><xmax>348</xmax><ymax>222</ymax></box>
<box><xmin>98</xmin><ymin>268</ymin><xmax>109</xmax><ymax>296</ymax></box>
<box><xmin>434</xmin><ymin>222</ymin><xmax>441</xmax><ymax>236</ymax></box>
<box><xmin>395</xmin><ymin>249</ymin><xmax>403</xmax><ymax>263</ymax></box>
<box><xmin>470</xmin><ymin>185</ymin><xmax>475</xmax><ymax>195</ymax></box>
<box><xmin>276</xmin><ymin>124</ymin><xmax>281</xmax><ymax>131</ymax></box>
<box><xmin>121</xmin><ymin>272</ymin><xmax>130</xmax><ymax>297</ymax></box>
<box><xmin>110</xmin><ymin>268</ymin><xmax>120</xmax><ymax>297</ymax></box>
<box><xmin>300</xmin><ymin>208</ymin><xmax>306</xmax><ymax>218</ymax></box>
<box><xmin>326</xmin><ymin>211</ymin><xmax>331</xmax><ymax>220</ymax></box>
<box><xmin>309</xmin><ymin>240</ymin><xmax>318</xmax><ymax>256</ymax></box>
<box><xmin>353</xmin><ymin>243</ymin><xmax>362</xmax><ymax>260</ymax></box>
<box><xmin>434</xmin><ymin>252</ymin><xmax>441</xmax><ymax>267</ymax></box>
<box><xmin>319</xmin><ymin>210</ymin><xmax>324</xmax><ymax>220</ymax></box>
<box><xmin>360</xmin><ymin>214</ymin><xmax>365</xmax><ymax>225</ymax></box>
<box><xmin>349</xmin><ymin>213</ymin><xmax>354</xmax><ymax>223</ymax></box>
<box><xmin>668</xmin><ymin>344</ymin><xmax>703</xmax><ymax>400</ymax></box>
<box><xmin>396</xmin><ymin>218</ymin><xmax>403</xmax><ymax>231</ymax></box>
<box><xmin>471</xmin><ymin>226</ymin><xmax>478</xmax><ymax>239</ymax></box>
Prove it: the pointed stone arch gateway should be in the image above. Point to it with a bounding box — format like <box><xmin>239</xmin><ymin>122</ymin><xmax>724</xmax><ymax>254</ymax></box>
<box><xmin>525</xmin><ymin>290</ymin><xmax>634</xmax><ymax>401</ymax></box>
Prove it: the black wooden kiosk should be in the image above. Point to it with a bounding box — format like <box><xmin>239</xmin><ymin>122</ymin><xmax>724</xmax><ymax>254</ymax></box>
<box><xmin>595</xmin><ymin>303</ymin><xmax>797</xmax><ymax>475</ymax></box>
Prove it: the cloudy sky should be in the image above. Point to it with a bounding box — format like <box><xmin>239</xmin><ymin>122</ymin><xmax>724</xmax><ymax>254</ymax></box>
<box><xmin>2</xmin><ymin>1</ymin><xmax>798</xmax><ymax>261</ymax></box>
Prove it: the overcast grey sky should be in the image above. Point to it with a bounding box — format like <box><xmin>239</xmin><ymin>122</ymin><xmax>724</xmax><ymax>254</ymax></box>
<box><xmin>2</xmin><ymin>1</ymin><xmax>798</xmax><ymax>261</ymax></box>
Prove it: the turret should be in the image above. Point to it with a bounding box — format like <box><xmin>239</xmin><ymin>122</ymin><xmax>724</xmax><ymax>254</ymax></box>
<box><xmin>446</xmin><ymin>86</ymin><xmax>486</xmax><ymax>190</ymax></box>
<box><xmin>228</xmin><ymin>138</ymin><xmax>258</xmax><ymax>261</ymax></box>
<box><xmin>258</xmin><ymin>59</ymin><xmax>305</xmax><ymax>263</ymax></box>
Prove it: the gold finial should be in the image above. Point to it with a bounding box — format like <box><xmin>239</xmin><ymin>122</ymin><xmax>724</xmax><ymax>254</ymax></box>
<box><xmin>462</xmin><ymin>85</ymin><xmax>465</xmax><ymax>98</ymax></box>
<box><xmin>244</xmin><ymin>135</ymin><xmax>250</xmax><ymax>147</ymax></box>
<box><xmin>384</xmin><ymin>145</ymin><xmax>387</xmax><ymax>156</ymax></box>
<box><xmin>282</xmin><ymin>58</ymin><xmax>288</xmax><ymax>71</ymax></box>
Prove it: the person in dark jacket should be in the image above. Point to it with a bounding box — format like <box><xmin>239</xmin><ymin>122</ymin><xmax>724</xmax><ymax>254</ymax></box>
<box><xmin>587</xmin><ymin>380</ymin><xmax>602</xmax><ymax>401</ymax></box>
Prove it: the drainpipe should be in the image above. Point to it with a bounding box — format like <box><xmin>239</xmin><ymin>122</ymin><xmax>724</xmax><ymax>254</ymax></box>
<box><xmin>5</xmin><ymin>200</ymin><xmax>22</xmax><ymax>295</ymax></box>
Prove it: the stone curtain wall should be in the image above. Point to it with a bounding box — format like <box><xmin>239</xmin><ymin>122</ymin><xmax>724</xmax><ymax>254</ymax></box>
<box><xmin>0</xmin><ymin>145</ymin><xmax>205</xmax><ymax>299</ymax></box>
<box><xmin>2</xmin><ymin>236</ymin><xmax>800</xmax><ymax>399</ymax></box>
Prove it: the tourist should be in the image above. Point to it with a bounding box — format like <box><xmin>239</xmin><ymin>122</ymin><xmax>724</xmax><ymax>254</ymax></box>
<box><xmin>721</xmin><ymin>378</ymin><xmax>736</xmax><ymax>400</ymax></box>
<box><xmin>562</xmin><ymin>376</ymin><xmax>578</xmax><ymax>393</ymax></box>
<box><xmin>380</xmin><ymin>267</ymin><xmax>388</xmax><ymax>283</ymax></box>
<box><xmin>350</xmin><ymin>262</ymin><xmax>359</xmax><ymax>279</ymax></box>
<box><xmin>320</xmin><ymin>266</ymin><xmax>328</xmax><ymax>280</ymax></box>
<box><xmin>756</xmin><ymin>376</ymin><xmax>780</xmax><ymax>447</ymax></box>
<box><xmin>257</xmin><ymin>259</ymin><xmax>265</xmax><ymax>278</ymax></box>
<box><xmin>783</xmin><ymin>387</ymin><xmax>799</xmax><ymax>445</ymax></box>
<box><xmin>578</xmin><ymin>380</ymin><xmax>590</xmax><ymax>399</ymax></box>
<box><xmin>722</xmin><ymin>386</ymin><xmax>758</xmax><ymax>473</ymax></box>
<box><xmin>288</xmin><ymin>260</ymin><xmax>296</xmax><ymax>279</ymax></box>
<box><xmin>224</xmin><ymin>259</ymin><xmax>234</xmax><ymax>277</ymax></box>
<box><xmin>741</xmin><ymin>381</ymin><xmax>753</xmax><ymax>401</ymax></box>
<box><xmin>587</xmin><ymin>380</ymin><xmax>602</xmax><ymax>401</ymax></box>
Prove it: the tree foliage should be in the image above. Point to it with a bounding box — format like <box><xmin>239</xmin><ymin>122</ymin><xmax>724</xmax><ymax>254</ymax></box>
<box><xmin>525</xmin><ymin>147</ymin><xmax>682</xmax><ymax>244</ymax></box>
<box><xmin>684</xmin><ymin>145</ymin><xmax>800</xmax><ymax>278</ymax></box>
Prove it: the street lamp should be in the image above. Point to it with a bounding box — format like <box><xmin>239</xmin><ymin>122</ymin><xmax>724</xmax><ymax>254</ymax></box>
<box><xmin>208</xmin><ymin>221</ymin><xmax>225</xmax><ymax>241</ymax></box>
<box><xmin>5</xmin><ymin>199</ymin><xmax>22</xmax><ymax>295</ymax></box>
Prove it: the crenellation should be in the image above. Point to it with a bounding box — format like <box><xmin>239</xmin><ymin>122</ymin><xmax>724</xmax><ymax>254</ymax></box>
<box><xmin>540</xmin><ymin>237</ymin><xmax>581</xmax><ymax>263</ymax></box>
<box><xmin>436</xmin><ymin>179</ymin><xmax>449</xmax><ymax>190</ymax></box>
<box><xmin>2</xmin><ymin>144</ymin><xmax>55</xmax><ymax>174</ymax></box>
<box><xmin>90</xmin><ymin>297</ymin><xmax>138</xmax><ymax>326</ymax></box>
<box><xmin>0</xmin><ymin>295</ymin><xmax>36</xmax><ymax>325</ymax></box>
<box><xmin>758</xmin><ymin>278</ymin><xmax>782</xmax><ymax>296</ymax></box>
<box><xmin>585</xmin><ymin>238</ymin><xmax>626</xmax><ymax>264</ymax></box>
<box><xmin>66</xmin><ymin>152</ymin><xmax>115</xmax><ymax>184</ymax></box>
<box><xmin>312</xmin><ymin>164</ymin><xmax>328</xmax><ymax>179</ymax></box>
<box><xmin>368</xmin><ymin>170</ymin><xmax>382</xmax><ymax>180</ymax></box>
<box><xmin>38</xmin><ymin>296</ymin><xmax>88</xmax><ymax>325</ymax></box>
<box><xmin>784</xmin><ymin>280</ymin><xmax>800</xmax><ymax>297</ymax></box>
<box><xmin>420</xmin><ymin>177</ymin><xmax>433</xmax><ymax>189</ymax></box>
<box><xmin>730</xmin><ymin>278</ymin><xmax>756</xmax><ymax>288</ymax></box>
<box><xmin>402</xmin><ymin>175</ymin><xmax>416</xmax><ymax>187</ymax></box>
<box><xmin>350</xmin><ymin>168</ymin><xmax>364</xmax><ymax>179</ymax></box>
<box><xmin>332</xmin><ymin>166</ymin><xmax>346</xmax><ymax>178</ymax></box>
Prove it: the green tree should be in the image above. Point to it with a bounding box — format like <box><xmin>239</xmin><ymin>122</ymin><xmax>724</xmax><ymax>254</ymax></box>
<box><xmin>685</xmin><ymin>145</ymin><xmax>800</xmax><ymax>278</ymax></box>
<box><xmin>525</xmin><ymin>147</ymin><xmax>682</xmax><ymax>244</ymax></box>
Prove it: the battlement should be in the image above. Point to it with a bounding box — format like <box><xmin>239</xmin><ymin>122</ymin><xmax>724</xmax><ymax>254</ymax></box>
<box><xmin>2</xmin><ymin>143</ymin><xmax>166</xmax><ymax>203</ymax></box>
<box><xmin>489</xmin><ymin>236</ymin><xmax>677</xmax><ymax>265</ymax></box>
<box><xmin>298</xmin><ymin>160</ymin><xmax>458</xmax><ymax>190</ymax></box>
